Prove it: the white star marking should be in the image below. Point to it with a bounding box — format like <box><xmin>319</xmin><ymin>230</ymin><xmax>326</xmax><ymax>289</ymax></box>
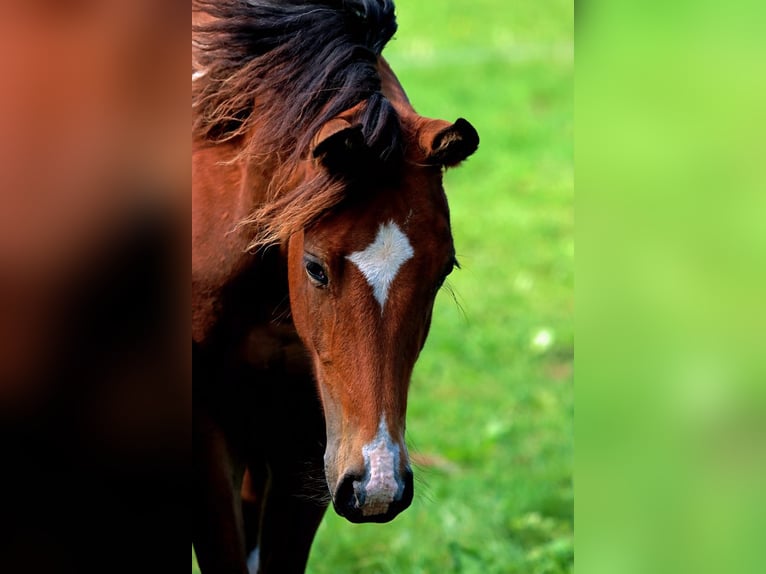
<box><xmin>347</xmin><ymin>220</ymin><xmax>414</xmax><ymax>311</ymax></box>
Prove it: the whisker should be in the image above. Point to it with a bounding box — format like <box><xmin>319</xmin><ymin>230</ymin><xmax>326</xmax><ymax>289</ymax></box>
<box><xmin>442</xmin><ymin>281</ymin><xmax>468</xmax><ymax>321</ymax></box>
<box><xmin>270</xmin><ymin>295</ymin><xmax>292</xmax><ymax>324</ymax></box>
<box><xmin>291</xmin><ymin>462</ymin><xmax>333</xmax><ymax>505</ymax></box>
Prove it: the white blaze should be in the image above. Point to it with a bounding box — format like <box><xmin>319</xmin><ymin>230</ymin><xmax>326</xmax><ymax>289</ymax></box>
<box><xmin>347</xmin><ymin>220</ymin><xmax>414</xmax><ymax>311</ymax></box>
<box><xmin>353</xmin><ymin>417</ymin><xmax>402</xmax><ymax>516</ymax></box>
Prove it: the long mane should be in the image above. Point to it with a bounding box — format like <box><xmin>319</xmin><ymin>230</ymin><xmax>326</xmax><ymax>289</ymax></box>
<box><xmin>192</xmin><ymin>0</ymin><xmax>403</xmax><ymax>248</ymax></box>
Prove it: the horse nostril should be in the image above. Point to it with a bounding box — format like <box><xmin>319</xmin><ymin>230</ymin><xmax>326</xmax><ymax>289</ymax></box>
<box><xmin>333</xmin><ymin>472</ymin><xmax>363</xmax><ymax>518</ymax></box>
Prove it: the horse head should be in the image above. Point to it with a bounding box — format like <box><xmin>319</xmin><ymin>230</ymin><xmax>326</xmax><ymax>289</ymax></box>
<box><xmin>286</xmin><ymin>107</ymin><xmax>478</xmax><ymax>523</ymax></box>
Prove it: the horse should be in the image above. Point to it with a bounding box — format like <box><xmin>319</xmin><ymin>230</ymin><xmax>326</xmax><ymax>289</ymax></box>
<box><xmin>191</xmin><ymin>1</ymin><xmax>479</xmax><ymax>572</ymax></box>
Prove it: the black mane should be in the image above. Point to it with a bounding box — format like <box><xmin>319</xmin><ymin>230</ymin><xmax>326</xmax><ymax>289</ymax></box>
<box><xmin>192</xmin><ymin>0</ymin><xmax>401</xmax><ymax>164</ymax></box>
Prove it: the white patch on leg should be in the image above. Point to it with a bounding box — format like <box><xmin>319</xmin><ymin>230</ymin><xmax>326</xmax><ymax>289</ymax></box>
<box><xmin>353</xmin><ymin>417</ymin><xmax>402</xmax><ymax>516</ymax></box>
<box><xmin>347</xmin><ymin>220</ymin><xmax>414</xmax><ymax>311</ymax></box>
<box><xmin>246</xmin><ymin>546</ymin><xmax>260</xmax><ymax>574</ymax></box>
<box><xmin>192</xmin><ymin>69</ymin><xmax>207</xmax><ymax>82</ymax></box>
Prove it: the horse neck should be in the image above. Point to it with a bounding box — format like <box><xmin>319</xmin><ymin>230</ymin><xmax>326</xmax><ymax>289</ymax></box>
<box><xmin>192</xmin><ymin>138</ymin><xmax>274</xmax><ymax>273</ymax></box>
<box><xmin>199</xmin><ymin>131</ymin><xmax>283</xmax><ymax>206</ymax></box>
<box><xmin>192</xmin><ymin>139</ymin><xmax>287</xmax><ymax>342</ymax></box>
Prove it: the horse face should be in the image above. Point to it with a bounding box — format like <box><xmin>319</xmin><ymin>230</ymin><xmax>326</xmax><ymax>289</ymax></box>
<box><xmin>286</xmin><ymin>165</ymin><xmax>457</xmax><ymax>523</ymax></box>
<box><xmin>287</xmin><ymin>112</ymin><xmax>477</xmax><ymax>523</ymax></box>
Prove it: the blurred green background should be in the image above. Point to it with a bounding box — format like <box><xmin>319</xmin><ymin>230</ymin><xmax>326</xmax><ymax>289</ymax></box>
<box><xmin>577</xmin><ymin>3</ymin><xmax>766</xmax><ymax>574</ymax></box>
<box><xmin>194</xmin><ymin>1</ymin><xmax>573</xmax><ymax>572</ymax></box>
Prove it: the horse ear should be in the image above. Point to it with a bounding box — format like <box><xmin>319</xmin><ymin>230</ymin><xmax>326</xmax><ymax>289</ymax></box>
<box><xmin>312</xmin><ymin>118</ymin><xmax>366</xmax><ymax>173</ymax></box>
<box><xmin>421</xmin><ymin>118</ymin><xmax>479</xmax><ymax>167</ymax></box>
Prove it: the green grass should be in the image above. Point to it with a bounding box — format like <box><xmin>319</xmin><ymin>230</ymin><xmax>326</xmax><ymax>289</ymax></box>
<box><xmin>194</xmin><ymin>1</ymin><xmax>572</xmax><ymax>572</ymax></box>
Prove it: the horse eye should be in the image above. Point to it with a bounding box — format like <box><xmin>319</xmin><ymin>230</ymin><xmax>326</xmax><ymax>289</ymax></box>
<box><xmin>304</xmin><ymin>259</ymin><xmax>328</xmax><ymax>286</ymax></box>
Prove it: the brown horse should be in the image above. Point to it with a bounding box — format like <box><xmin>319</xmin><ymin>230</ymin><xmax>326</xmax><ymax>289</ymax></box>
<box><xmin>192</xmin><ymin>1</ymin><xmax>478</xmax><ymax>572</ymax></box>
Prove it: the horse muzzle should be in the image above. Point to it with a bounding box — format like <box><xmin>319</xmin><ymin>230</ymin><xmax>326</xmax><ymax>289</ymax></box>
<box><xmin>326</xmin><ymin>417</ymin><xmax>414</xmax><ymax>523</ymax></box>
<box><xmin>332</xmin><ymin>465</ymin><xmax>414</xmax><ymax>523</ymax></box>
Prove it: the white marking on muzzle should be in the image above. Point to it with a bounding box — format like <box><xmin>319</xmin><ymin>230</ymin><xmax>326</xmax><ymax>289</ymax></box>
<box><xmin>347</xmin><ymin>220</ymin><xmax>414</xmax><ymax>311</ymax></box>
<box><xmin>353</xmin><ymin>416</ymin><xmax>403</xmax><ymax>516</ymax></box>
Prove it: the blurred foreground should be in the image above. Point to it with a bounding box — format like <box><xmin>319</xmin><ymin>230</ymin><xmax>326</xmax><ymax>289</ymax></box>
<box><xmin>0</xmin><ymin>3</ymin><xmax>188</xmax><ymax>573</ymax></box>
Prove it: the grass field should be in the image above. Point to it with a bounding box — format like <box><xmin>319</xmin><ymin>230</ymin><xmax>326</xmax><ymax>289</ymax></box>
<box><xmin>194</xmin><ymin>1</ymin><xmax>572</xmax><ymax>572</ymax></box>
